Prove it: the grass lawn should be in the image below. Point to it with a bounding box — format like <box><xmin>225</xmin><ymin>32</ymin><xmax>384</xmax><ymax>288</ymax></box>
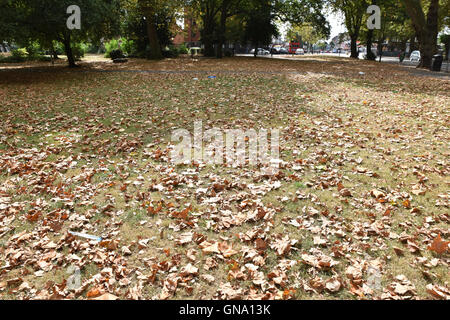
<box><xmin>0</xmin><ymin>56</ymin><xmax>449</xmax><ymax>300</ymax></box>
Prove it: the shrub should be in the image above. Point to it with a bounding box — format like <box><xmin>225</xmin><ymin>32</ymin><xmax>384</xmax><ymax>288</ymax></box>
<box><xmin>105</xmin><ymin>38</ymin><xmax>135</xmax><ymax>58</ymax></box>
<box><xmin>105</xmin><ymin>39</ymin><xmax>119</xmax><ymax>58</ymax></box>
<box><xmin>121</xmin><ymin>39</ymin><xmax>136</xmax><ymax>56</ymax></box>
<box><xmin>26</xmin><ymin>42</ymin><xmax>43</xmax><ymax>59</ymax></box>
<box><xmin>11</xmin><ymin>48</ymin><xmax>28</xmax><ymax>62</ymax></box>
<box><xmin>53</xmin><ymin>42</ymin><xmax>65</xmax><ymax>55</ymax></box>
<box><xmin>71</xmin><ymin>43</ymin><xmax>86</xmax><ymax>60</ymax></box>
<box><xmin>162</xmin><ymin>46</ymin><xmax>179</xmax><ymax>58</ymax></box>
<box><xmin>224</xmin><ymin>50</ymin><xmax>233</xmax><ymax>57</ymax></box>
<box><xmin>109</xmin><ymin>49</ymin><xmax>124</xmax><ymax>60</ymax></box>
<box><xmin>37</xmin><ymin>55</ymin><xmax>52</xmax><ymax>62</ymax></box>
<box><xmin>0</xmin><ymin>49</ymin><xmax>28</xmax><ymax>63</ymax></box>
<box><xmin>178</xmin><ymin>44</ymin><xmax>189</xmax><ymax>54</ymax></box>
<box><xmin>0</xmin><ymin>55</ymin><xmax>19</xmax><ymax>63</ymax></box>
<box><xmin>85</xmin><ymin>43</ymin><xmax>101</xmax><ymax>54</ymax></box>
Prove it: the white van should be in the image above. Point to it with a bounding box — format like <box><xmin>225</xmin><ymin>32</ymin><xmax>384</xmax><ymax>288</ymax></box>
<box><xmin>410</xmin><ymin>50</ymin><xmax>421</xmax><ymax>62</ymax></box>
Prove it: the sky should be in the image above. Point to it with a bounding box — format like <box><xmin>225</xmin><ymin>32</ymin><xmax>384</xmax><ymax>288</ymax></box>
<box><xmin>328</xmin><ymin>11</ymin><xmax>347</xmax><ymax>40</ymax></box>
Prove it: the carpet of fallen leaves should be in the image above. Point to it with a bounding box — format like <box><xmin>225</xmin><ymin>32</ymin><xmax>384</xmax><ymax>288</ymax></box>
<box><xmin>0</xmin><ymin>56</ymin><xmax>449</xmax><ymax>300</ymax></box>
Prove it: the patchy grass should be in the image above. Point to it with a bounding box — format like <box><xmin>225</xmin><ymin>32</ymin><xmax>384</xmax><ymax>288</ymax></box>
<box><xmin>0</xmin><ymin>56</ymin><xmax>449</xmax><ymax>300</ymax></box>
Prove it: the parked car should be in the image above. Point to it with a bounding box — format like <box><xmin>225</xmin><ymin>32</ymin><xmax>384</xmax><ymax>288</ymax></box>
<box><xmin>362</xmin><ymin>48</ymin><xmax>378</xmax><ymax>59</ymax></box>
<box><xmin>295</xmin><ymin>48</ymin><xmax>305</xmax><ymax>55</ymax></box>
<box><xmin>410</xmin><ymin>50</ymin><xmax>421</xmax><ymax>62</ymax></box>
<box><xmin>279</xmin><ymin>47</ymin><xmax>289</xmax><ymax>54</ymax></box>
<box><xmin>250</xmin><ymin>48</ymin><xmax>270</xmax><ymax>55</ymax></box>
<box><xmin>270</xmin><ymin>45</ymin><xmax>284</xmax><ymax>54</ymax></box>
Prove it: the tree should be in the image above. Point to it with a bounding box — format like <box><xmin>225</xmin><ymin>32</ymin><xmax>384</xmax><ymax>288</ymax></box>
<box><xmin>401</xmin><ymin>0</ymin><xmax>440</xmax><ymax>68</ymax></box>
<box><xmin>330</xmin><ymin>0</ymin><xmax>368</xmax><ymax>58</ymax></box>
<box><xmin>130</xmin><ymin>0</ymin><xmax>186</xmax><ymax>60</ymax></box>
<box><xmin>194</xmin><ymin>0</ymin><xmax>330</xmax><ymax>58</ymax></box>
<box><xmin>287</xmin><ymin>23</ymin><xmax>325</xmax><ymax>52</ymax></box>
<box><xmin>194</xmin><ymin>0</ymin><xmax>221</xmax><ymax>56</ymax></box>
<box><xmin>244</xmin><ymin>0</ymin><xmax>279</xmax><ymax>56</ymax></box>
<box><xmin>1</xmin><ymin>0</ymin><xmax>120</xmax><ymax>67</ymax></box>
<box><xmin>364</xmin><ymin>0</ymin><xmax>377</xmax><ymax>60</ymax></box>
<box><xmin>276</xmin><ymin>0</ymin><xmax>330</xmax><ymax>38</ymax></box>
<box><xmin>358</xmin><ymin>0</ymin><xmax>415</xmax><ymax>61</ymax></box>
<box><xmin>122</xmin><ymin>0</ymin><xmax>177</xmax><ymax>58</ymax></box>
<box><xmin>217</xmin><ymin>0</ymin><xmax>244</xmax><ymax>58</ymax></box>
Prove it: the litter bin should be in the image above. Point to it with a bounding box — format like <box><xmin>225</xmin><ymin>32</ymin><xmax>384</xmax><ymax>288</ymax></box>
<box><xmin>431</xmin><ymin>54</ymin><xmax>443</xmax><ymax>71</ymax></box>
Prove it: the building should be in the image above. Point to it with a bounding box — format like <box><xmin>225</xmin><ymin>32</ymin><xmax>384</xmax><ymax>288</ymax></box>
<box><xmin>172</xmin><ymin>10</ymin><xmax>201</xmax><ymax>47</ymax></box>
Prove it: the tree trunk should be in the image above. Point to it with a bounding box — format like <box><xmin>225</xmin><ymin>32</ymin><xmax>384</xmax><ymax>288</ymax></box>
<box><xmin>216</xmin><ymin>5</ymin><xmax>227</xmax><ymax>59</ymax></box>
<box><xmin>419</xmin><ymin>0</ymin><xmax>438</xmax><ymax>69</ymax></box>
<box><xmin>51</xmin><ymin>43</ymin><xmax>58</xmax><ymax>60</ymax></box>
<box><xmin>202</xmin><ymin>4</ymin><xmax>216</xmax><ymax>58</ymax></box>
<box><xmin>203</xmin><ymin>17</ymin><xmax>216</xmax><ymax>57</ymax></box>
<box><xmin>377</xmin><ymin>37</ymin><xmax>385</xmax><ymax>62</ymax></box>
<box><xmin>419</xmin><ymin>37</ymin><xmax>433</xmax><ymax>68</ymax></box>
<box><xmin>145</xmin><ymin>12</ymin><xmax>163</xmax><ymax>60</ymax></box>
<box><xmin>254</xmin><ymin>43</ymin><xmax>258</xmax><ymax>58</ymax></box>
<box><xmin>63</xmin><ymin>33</ymin><xmax>76</xmax><ymax>68</ymax></box>
<box><xmin>350</xmin><ymin>35</ymin><xmax>359</xmax><ymax>59</ymax></box>
<box><xmin>402</xmin><ymin>0</ymin><xmax>439</xmax><ymax>69</ymax></box>
<box><xmin>366</xmin><ymin>0</ymin><xmax>377</xmax><ymax>60</ymax></box>
<box><xmin>366</xmin><ymin>29</ymin><xmax>376</xmax><ymax>60</ymax></box>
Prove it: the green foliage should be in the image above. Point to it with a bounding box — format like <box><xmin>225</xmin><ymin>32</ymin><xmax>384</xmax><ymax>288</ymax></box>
<box><xmin>1</xmin><ymin>0</ymin><xmax>121</xmax><ymax>66</ymax></box>
<box><xmin>121</xmin><ymin>2</ymin><xmax>176</xmax><ymax>59</ymax></box>
<box><xmin>178</xmin><ymin>43</ymin><xmax>189</xmax><ymax>54</ymax></box>
<box><xmin>121</xmin><ymin>39</ymin><xmax>137</xmax><ymax>56</ymax></box>
<box><xmin>52</xmin><ymin>42</ymin><xmax>65</xmax><ymax>55</ymax></box>
<box><xmin>25</xmin><ymin>41</ymin><xmax>43</xmax><ymax>59</ymax></box>
<box><xmin>194</xmin><ymin>0</ymin><xmax>330</xmax><ymax>58</ymax></box>
<box><xmin>439</xmin><ymin>33</ymin><xmax>450</xmax><ymax>45</ymax></box>
<box><xmin>71</xmin><ymin>43</ymin><xmax>86</xmax><ymax>60</ymax></box>
<box><xmin>160</xmin><ymin>44</ymin><xmax>189</xmax><ymax>58</ymax></box>
<box><xmin>244</xmin><ymin>0</ymin><xmax>279</xmax><ymax>48</ymax></box>
<box><xmin>440</xmin><ymin>33</ymin><xmax>450</xmax><ymax>59</ymax></box>
<box><xmin>105</xmin><ymin>39</ymin><xmax>120</xmax><ymax>57</ymax></box>
<box><xmin>287</xmin><ymin>23</ymin><xmax>324</xmax><ymax>46</ymax></box>
<box><xmin>37</xmin><ymin>55</ymin><xmax>52</xmax><ymax>62</ymax></box>
<box><xmin>105</xmin><ymin>38</ymin><xmax>136</xmax><ymax>57</ymax></box>
<box><xmin>0</xmin><ymin>48</ymin><xmax>28</xmax><ymax>63</ymax></box>
<box><xmin>12</xmin><ymin>48</ymin><xmax>29</xmax><ymax>60</ymax></box>
<box><xmin>162</xmin><ymin>45</ymin><xmax>180</xmax><ymax>58</ymax></box>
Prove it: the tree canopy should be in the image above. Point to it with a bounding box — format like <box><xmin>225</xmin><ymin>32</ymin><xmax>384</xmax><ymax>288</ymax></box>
<box><xmin>0</xmin><ymin>0</ymin><xmax>447</xmax><ymax>69</ymax></box>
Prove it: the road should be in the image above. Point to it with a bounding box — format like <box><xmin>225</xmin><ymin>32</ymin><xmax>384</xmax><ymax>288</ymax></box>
<box><xmin>237</xmin><ymin>53</ymin><xmax>450</xmax><ymax>73</ymax></box>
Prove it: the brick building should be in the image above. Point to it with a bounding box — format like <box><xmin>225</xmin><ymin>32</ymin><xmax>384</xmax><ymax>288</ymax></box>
<box><xmin>173</xmin><ymin>12</ymin><xmax>201</xmax><ymax>47</ymax></box>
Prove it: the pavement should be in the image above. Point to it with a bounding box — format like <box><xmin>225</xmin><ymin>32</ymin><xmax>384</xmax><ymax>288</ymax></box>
<box><xmin>237</xmin><ymin>53</ymin><xmax>450</xmax><ymax>78</ymax></box>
